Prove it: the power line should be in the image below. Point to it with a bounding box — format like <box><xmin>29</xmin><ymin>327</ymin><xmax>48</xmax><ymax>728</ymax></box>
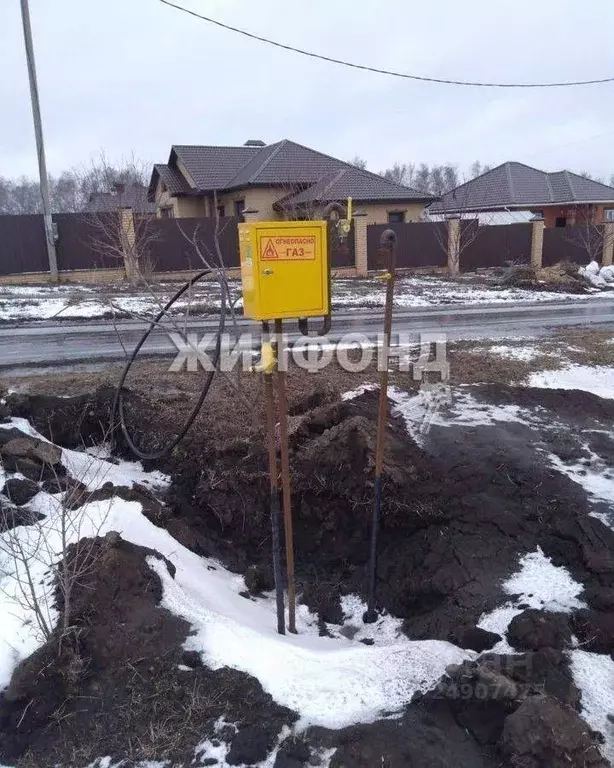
<box><xmin>158</xmin><ymin>0</ymin><xmax>614</xmax><ymax>89</ymax></box>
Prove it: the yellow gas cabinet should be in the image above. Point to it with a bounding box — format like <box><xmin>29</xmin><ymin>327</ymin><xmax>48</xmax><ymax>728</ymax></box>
<box><xmin>239</xmin><ymin>221</ymin><xmax>329</xmax><ymax>321</ymax></box>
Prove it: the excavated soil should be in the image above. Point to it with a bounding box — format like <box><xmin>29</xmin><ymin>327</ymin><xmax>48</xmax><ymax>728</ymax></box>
<box><xmin>147</xmin><ymin>386</ymin><xmax>614</xmax><ymax>650</ymax></box>
<box><xmin>2</xmin><ymin>377</ymin><xmax>614</xmax><ymax>766</ymax></box>
<box><xmin>0</xmin><ymin>535</ymin><xmax>296</xmax><ymax>768</ymax></box>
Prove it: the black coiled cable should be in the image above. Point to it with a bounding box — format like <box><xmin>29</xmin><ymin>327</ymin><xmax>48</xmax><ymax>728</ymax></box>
<box><xmin>112</xmin><ymin>269</ymin><xmax>227</xmax><ymax>460</ymax></box>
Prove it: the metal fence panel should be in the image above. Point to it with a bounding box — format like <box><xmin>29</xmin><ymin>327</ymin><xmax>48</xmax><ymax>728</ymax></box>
<box><xmin>460</xmin><ymin>222</ymin><xmax>533</xmax><ymax>272</ymax></box>
<box><xmin>367</xmin><ymin>222</ymin><xmax>447</xmax><ymax>270</ymax></box>
<box><xmin>55</xmin><ymin>213</ymin><xmax>122</xmax><ymax>271</ymax></box>
<box><xmin>0</xmin><ymin>214</ymin><xmax>47</xmax><ymax>275</ymax></box>
<box><xmin>143</xmin><ymin>217</ymin><xmax>240</xmax><ymax>272</ymax></box>
<box><xmin>543</xmin><ymin>226</ymin><xmax>603</xmax><ymax>267</ymax></box>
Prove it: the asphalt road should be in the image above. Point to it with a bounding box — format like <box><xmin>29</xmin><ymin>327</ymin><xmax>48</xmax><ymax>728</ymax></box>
<box><xmin>2</xmin><ymin>298</ymin><xmax>614</xmax><ymax>374</ymax></box>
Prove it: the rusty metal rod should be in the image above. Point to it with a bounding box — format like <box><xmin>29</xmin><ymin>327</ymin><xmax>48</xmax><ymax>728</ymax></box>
<box><xmin>275</xmin><ymin>317</ymin><xmax>297</xmax><ymax>633</ymax></box>
<box><xmin>365</xmin><ymin>229</ymin><xmax>397</xmax><ymax>623</ymax></box>
<box><xmin>263</xmin><ymin>322</ymin><xmax>285</xmax><ymax>635</ymax></box>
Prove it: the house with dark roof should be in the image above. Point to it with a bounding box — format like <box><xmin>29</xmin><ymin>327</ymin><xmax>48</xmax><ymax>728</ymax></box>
<box><xmin>85</xmin><ymin>183</ymin><xmax>156</xmax><ymax>215</ymax></box>
<box><xmin>148</xmin><ymin>139</ymin><xmax>435</xmax><ymax>224</ymax></box>
<box><xmin>429</xmin><ymin>162</ymin><xmax>614</xmax><ymax>228</ymax></box>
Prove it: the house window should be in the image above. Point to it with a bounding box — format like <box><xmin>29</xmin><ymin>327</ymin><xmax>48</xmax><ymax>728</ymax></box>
<box><xmin>234</xmin><ymin>199</ymin><xmax>246</xmax><ymax>220</ymax></box>
<box><xmin>605</xmin><ymin>209</ymin><xmax>614</xmax><ymax>222</ymax></box>
<box><xmin>555</xmin><ymin>216</ymin><xmax>567</xmax><ymax>228</ymax></box>
<box><xmin>388</xmin><ymin>211</ymin><xmax>405</xmax><ymax>223</ymax></box>
<box><xmin>217</xmin><ymin>204</ymin><xmax>225</xmax><ymax>218</ymax></box>
<box><xmin>160</xmin><ymin>206</ymin><xmax>173</xmax><ymax>219</ymax></box>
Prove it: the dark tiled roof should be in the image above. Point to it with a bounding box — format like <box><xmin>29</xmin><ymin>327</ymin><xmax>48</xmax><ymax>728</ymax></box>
<box><xmin>154</xmin><ymin>163</ymin><xmax>191</xmax><ymax>195</ymax></box>
<box><xmin>226</xmin><ymin>140</ymin><xmax>351</xmax><ymax>188</ymax></box>
<box><xmin>277</xmin><ymin>166</ymin><xmax>432</xmax><ymax>207</ymax></box>
<box><xmin>430</xmin><ymin>162</ymin><xmax>614</xmax><ymax>213</ymax></box>
<box><xmin>172</xmin><ymin>145</ymin><xmax>259</xmax><ymax>189</ymax></box>
<box><xmin>150</xmin><ymin>139</ymin><xmax>434</xmax><ymax>205</ymax></box>
<box><xmin>85</xmin><ymin>184</ymin><xmax>156</xmax><ymax>214</ymax></box>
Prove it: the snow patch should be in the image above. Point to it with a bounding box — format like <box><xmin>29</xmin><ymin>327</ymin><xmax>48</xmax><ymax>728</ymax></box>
<box><xmin>478</xmin><ymin>548</ymin><xmax>585</xmax><ymax>653</ymax></box>
<box><xmin>528</xmin><ymin>365</ymin><xmax>614</xmax><ymax>399</ymax></box>
<box><xmin>388</xmin><ymin>386</ymin><xmax>535</xmax><ymax>443</ymax></box>
<box><xmin>0</xmin><ymin>429</ymin><xmax>472</xmax><ymax>731</ymax></box>
<box><xmin>487</xmin><ymin>345</ymin><xmax>541</xmax><ymax>361</ymax></box>
<box><xmin>150</xmin><ymin>555</ymin><xmax>471</xmax><ymax>729</ymax></box>
<box><xmin>341</xmin><ymin>384</ymin><xmax>378</xmax><ymax>401</ymax></box>
<box><xmin>61</xmin><ymin>445</ymin><xmax>169</xmax><ymax>492</ymax></box>
<box><xmin>0</xmin><ymin>275</ymin><xmax>605</xmax><ymax>323</ymax></box>
<box><xmin>547</xmin><ymin>447</ymin><xmax>614</xmax><ymax>528</ymax></box>
<box><xmin>570</xmin><ymin>650</ymin><xmax>614</xmax><ymax>765</ymax></box>
<box><xmin>195</xmin><ymin>724</ymin><xmax>291</xmax><ymax>768</ymax></box>
<box><xmin>0</xmin><ymin>419</ymin><xmax>169</xmax><ymax>492</ymax></box>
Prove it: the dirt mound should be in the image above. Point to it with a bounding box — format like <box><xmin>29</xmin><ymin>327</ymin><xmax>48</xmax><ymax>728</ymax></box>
<box><xmin>300</xmin><ymin>648</ymin><xmax>595</xmax><ymax>767</ymax></box>
<box><xmin>571</xmin><ymin>609</ymin><xmax>614</xmax><ymax>653</ymax></box>
<box><xmin>0</xmin><ymin>533</ymin><xmax>295</xmax><ymax>767</ymax></box>
<box><xmin>2</xmin><ymin>379</ymin><xmax>614</xmax><ymax>765</ymax></box>
<box><xmin>502</xmin><ymin>696</ymin><xmax>608</xmax><ymax>767</ymax></box>
<box><xmin>494</xmin><ymin>263</ymin><xmax>587</xmax><ymax>294</ymax></box>
<box><xmin>152</xmin><ymin>388</ymin><xmax>614</xmax><ymax>653</ymax></box>
<box><xmin>506</xmin><ymin>610</ymin><xmax>572</xmax><ymax>651</ymax></box>
<box><xmin>0</xmin><ymin>426</ymin><xmax>66</xmax><ymax>483</ymax></box>
<box><xmin>308</xmin><ymin>701</ymin><xmax>502</xmax><ymax>767</ymax></box>
<box><xmin>153</xmin><ymin>392</ymin><xmax>444</xmax><ymax>614</ymax></box>
<box><xmin>1</xmin><ymin>477</ymin><xmax>39</xmax><ymax>506</ymax></box>
<box><xmin>473</xmin><ymin>383</ymin><xmax>614</xmax><ymax>426</ymax></box>
<box><xmin>5</xmin><ymin>388</ymin><xmax>117</xmax><ymax>448</ymax></box>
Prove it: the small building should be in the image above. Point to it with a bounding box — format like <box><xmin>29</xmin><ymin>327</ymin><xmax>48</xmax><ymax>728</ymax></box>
<box><xmin>148</xmin><ymin>139</ymin><xmax>435</xmax><ymax>223</ymax></box>
<box><xmin>85</xmin><ymin>183</ymin><xmax>156</xmax><ymax>215</ymax></box>
<box><xmin>429</xmin><ymin>162</ymin><xmax>614</xmax><ymax>228</ymax></box>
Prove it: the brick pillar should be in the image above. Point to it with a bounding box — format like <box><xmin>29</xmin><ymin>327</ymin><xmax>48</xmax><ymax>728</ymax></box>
<box><xmin>530</xmin><ymin>218</ymin><xmax>545</xmax><ymax>270</ymax></box>
<box><xmin>602</xmin><ymin>222</ymin><xmax>614</xmax><ymax>266</ymax></box>
<box><xmin>120</xmin><ymin>208</ymin><xmax>136</xmax><ymax>280</ymax></box>
<box><xmin>242</xmin><ymin>208</ymin><xmax>260</xmax><ymax>224</ymax></box>
<box><xmin>353</xmin><ymin>214</ymin><xmax>368</xmax><ymax>276</ymax></box>
<box><xmin>447</xmin><ymin>217</ymin><xmax>460</xmax><ymax>276</ymax></box>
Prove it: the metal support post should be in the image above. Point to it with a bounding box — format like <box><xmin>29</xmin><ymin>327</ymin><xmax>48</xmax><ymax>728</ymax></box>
<box><xmin>274</xmin><ymin>318</ymin><xmax>297</xmax><ymax>633</ymax></box>
<box><xmin>364</xmin><ymin>229</ymin><xmax>397</xmax><ymax>623</ymax></box>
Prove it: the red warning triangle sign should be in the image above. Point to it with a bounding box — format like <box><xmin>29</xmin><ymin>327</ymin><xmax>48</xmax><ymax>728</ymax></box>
<box><xmin>262</xmin><ymin>239</ymin><xmax>278</xmax><ymax>260</ymax></box>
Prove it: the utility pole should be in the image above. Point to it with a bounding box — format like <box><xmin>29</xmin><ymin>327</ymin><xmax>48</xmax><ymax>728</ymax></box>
<box><xmin>20</xmin><ymin>0</ymin><xmax>58</xmax><ymax>280</ymax></box>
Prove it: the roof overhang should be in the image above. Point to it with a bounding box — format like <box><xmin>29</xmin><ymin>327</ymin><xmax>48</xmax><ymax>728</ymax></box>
<box><xmin>147</xmin><ymin>168</ymin><xmax>160</xmax><ymax>202</ymax></box>
<box><xmin>275</xmin><ymin>194</ymin><xmax>436</xmax><ymax>211</ymax></box>
<box><xmin>429</xmin><ymin>200</ymin><xmax>614</xmax><ymax>215</ymax></box>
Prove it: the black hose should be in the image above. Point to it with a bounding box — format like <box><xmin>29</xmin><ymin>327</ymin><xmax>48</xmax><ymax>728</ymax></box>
<box><xmin>112</xmin><ymin>269</ymin><xmax>227</xmax><ymax>460</ymax></box>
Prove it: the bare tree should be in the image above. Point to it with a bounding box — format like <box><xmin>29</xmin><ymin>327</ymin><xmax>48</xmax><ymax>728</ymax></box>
<box><xmin>348</xmin><ymin>155</ymin><xmax>367</xmax><ymax>170</ymax></box>
<box><xmin>0</xmin><ymin>441</ymin><xmax>114</xmax><ymax>645</ymax></box>
<box><xmin>273</xmin><ymin>180</ymin><xmax>326</xmax><ymax>221</ymax></box>
<box><xmin>0</xmin><ymin>152</ymin><xmax>149</xmax><ymax>214</ymax></box>
<box><xmin>77</xmin><ymin>151</ymin><xmax>149</xmax><ymax>210</ymax></box>
<box><xmin>85</xmin><ymin>205</ymin><xmax>158</xmax><ymax>284</ymax></box>
<box><xmin>442</xmin><ymin>165</ymin><xmax>459</xmax><ymax>193</ymax></box>
<box><xmin>469</xmin><ymin>161</ymin><xmax>491</xmax><ymax>179</ymax></box>
<box><xmin>380</xmin><ymin>163</ymin><xmax>415</xmax><ymax>187</ymax></box>
<box><xmin>379</xmin><ymin>163</ymin><xmax>458</xmax><ymax>193</ymax></box>
<box><xmin>0</xmin><ymin>176</ymin><xmax>43</xmax><ymax>214</ymax></box>
<box><xmin>578</xmin><ymin>170</ymin><xmax>607</xmax><ymax>184</ymax></box>
<box><xmin>68</xmin><ymin>154</ymin><xmax>159</xmax><ymax>284</ymax></box>
<box><xmin>426</xmin><ymin>178</ymin><xmax>490</xmax><ymax>275</ymax></box>
<box><xmin>470</xmin><ymin>161</ymin><xmax>483</xmax><ymax>179</ymax></box>
<box><xmin>563</xmin><ymin>206</ymin><xmax>613</xmax><ymax>265</ymax></box>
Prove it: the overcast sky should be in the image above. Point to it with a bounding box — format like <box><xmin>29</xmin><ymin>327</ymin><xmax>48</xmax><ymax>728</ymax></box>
<box><xmin>2</xmin><ymin>0</ymin><xmax>613</xmax><ymax>182</ymax></box>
